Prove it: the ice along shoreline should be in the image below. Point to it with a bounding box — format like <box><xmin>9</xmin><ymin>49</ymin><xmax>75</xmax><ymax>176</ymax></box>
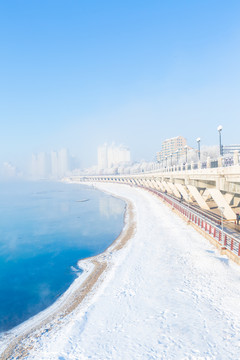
<box><xmin>0</xmin><ymin>182</ymin><xmax>136</xmax><ymax>360</ymax></box>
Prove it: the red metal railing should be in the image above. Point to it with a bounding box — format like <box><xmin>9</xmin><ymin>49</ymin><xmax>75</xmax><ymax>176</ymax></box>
<box><xmin>79</xmin><ymin>178</ymin><xmax>240</xmax><ymax>258</ymax></box>
<box><xmin>147</xmin><ymin>187</ymin><xmax>240</xmax><ymax>257</ymax></box>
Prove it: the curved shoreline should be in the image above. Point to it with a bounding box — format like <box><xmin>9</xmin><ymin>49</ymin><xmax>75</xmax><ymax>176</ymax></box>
<box><xmin>0</xmin><ymin>183</ymin><xmax>136</xmax><ymax>360</ymax></box>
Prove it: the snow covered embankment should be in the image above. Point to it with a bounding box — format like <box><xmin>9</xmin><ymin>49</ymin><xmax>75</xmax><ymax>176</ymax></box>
<box><xmin>12</xmin><ymin>184</ymin><xmax>240</xmax><ymax>359</ymax></box>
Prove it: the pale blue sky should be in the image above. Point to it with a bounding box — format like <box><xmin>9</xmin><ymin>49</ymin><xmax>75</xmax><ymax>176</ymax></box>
<box><xmin>0</xmin><ymin>0</ymin><xmax>240</xmax><ymax>168</ymax></box>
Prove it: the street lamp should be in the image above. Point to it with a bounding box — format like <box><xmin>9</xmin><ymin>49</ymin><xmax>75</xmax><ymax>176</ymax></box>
<box><xmin>165</xmin><ymin>156</ymin><xmax>167</xmax><ymax>167</ymax></box>
<box><xmin>184</xmin><ymin>145</ymin><xmax>188</xmax><ymax>163</ymax></box>
<box><xmin>217</xmin><ymin>125</ymin><xmax>223</xmax><ymax>156</ymax></box>
<box><xmin>170</xmin><ymin>153</ymin><xmax>173</xmax><ymax>167</ymax></box>
<box><xmin>196</xmin><ymin>137</ymin><xmax>201</xmax><ymax>160</ymax></box>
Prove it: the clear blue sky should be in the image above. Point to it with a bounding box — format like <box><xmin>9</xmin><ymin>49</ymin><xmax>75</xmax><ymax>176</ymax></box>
<box><xmin>1</xmin><ymin>0</ymin><xmax>240</xmax><ymax>168</ymax></box>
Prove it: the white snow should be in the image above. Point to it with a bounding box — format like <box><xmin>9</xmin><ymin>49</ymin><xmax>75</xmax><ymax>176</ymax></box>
<box><xmin>2</xmin><ymin>183</ymin><xmax>240</xmax><ymax>360</ymax></box>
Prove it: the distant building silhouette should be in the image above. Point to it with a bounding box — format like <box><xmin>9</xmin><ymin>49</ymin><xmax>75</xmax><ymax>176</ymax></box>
<box><xmin>223</xmin><ymin>144</ymin><xmax>240</xmax><ymax>155</ymax></box>
<box><xmin>31</xmin><ymin>148</ymin><xmax>70</xmax><ymax>179</ymax></box>
<box><xmin>98</xmin><ymin>143</ymin><xmax>131</xmax><ymax>172</ymax></box>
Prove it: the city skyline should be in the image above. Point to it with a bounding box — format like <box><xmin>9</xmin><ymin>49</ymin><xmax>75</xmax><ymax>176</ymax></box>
<box><xmin>31</xmin><ymin>148</ymin><xmax>73</xmax><ymax>180</ymax></box>
<box><xmin>0</xmin><ymin>131</ymin><xmax>238</xmax><ymax>179</ymax></box>
<box><xmin>98</xmin><ymin>143</ymin><xmax>131</xmax><ymax>172</ymax></box>
<box><xmin>1</xmin><ymin>1</ymin><xmax>240</xmax><ymax>171</ymax></box>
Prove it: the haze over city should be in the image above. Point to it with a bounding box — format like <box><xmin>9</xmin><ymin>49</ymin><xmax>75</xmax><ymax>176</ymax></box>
<box><xmin>1</xmin><ymin>1</ymin><xmax>240</xmax><ymax>174</ymax></box>
<box><xmin>2</xmin><ymin>2</ymin><xmax>240</xmax><ymax>359</ymax></box>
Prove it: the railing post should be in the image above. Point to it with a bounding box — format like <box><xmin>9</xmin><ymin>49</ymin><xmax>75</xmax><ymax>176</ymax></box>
<box><xmin>238</xmin><ymin>243</ymin><xmax>240</xmax><ymax>256</ymax></box>
<box><xmin>231</xmin><ymin>239</ymin><xmax>234</xmax><ymax>251</ymax></box>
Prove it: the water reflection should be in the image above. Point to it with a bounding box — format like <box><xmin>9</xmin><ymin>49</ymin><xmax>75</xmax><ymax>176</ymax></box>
<box><xmin>99</xmin><ymin>196</ymin><xmax>125</xmax><ymax>218</ymax></box>
<box><xmin>0</xmin><ymin>182</ymin><xmax>125</xmax><ymax>332</ymax></box>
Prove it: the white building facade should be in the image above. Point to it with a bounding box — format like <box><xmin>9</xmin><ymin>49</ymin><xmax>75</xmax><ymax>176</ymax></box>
<box><xmin>98</xmin><ymin>143</ymin><xmax>131</xmax><ymax>172</ymax></box>
<box><xmin>31</xmin><ymin>148</ymin><xmax>70</xmax><ymax>179</ymax></box>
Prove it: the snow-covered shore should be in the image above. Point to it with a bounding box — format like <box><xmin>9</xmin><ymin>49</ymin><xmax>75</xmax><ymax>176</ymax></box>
<box><xmin>2</xmin><ymin>183</ymin><xmax>240</xmax><ymax>360</ymax></box>
<box><xmin>0</xmin><ymin>183</ymin><xmax>135</xmax><ymax>359</ymax></box>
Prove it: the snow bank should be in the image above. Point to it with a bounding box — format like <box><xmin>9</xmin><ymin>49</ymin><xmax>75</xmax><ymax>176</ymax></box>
<box><xmin>2</xmin><ymin>183</ymin><xmax>240</xmax><ymax>360</ymax></box>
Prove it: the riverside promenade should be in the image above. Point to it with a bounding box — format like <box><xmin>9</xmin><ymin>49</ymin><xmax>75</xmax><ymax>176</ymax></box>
<box><xmin>72</xmin><ymin>159</ymin><xmax>240</xmax><ymax>265</ymax></box>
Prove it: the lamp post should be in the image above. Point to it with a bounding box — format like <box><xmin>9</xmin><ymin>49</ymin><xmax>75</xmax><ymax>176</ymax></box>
<box><xmin>184</xmin><ymin>145</ymin><xmax>188</xmax><ymax>164</ymax></box>
<box><xmin>217</xmin><ymin>125</ymin><xmax>223</xmax><ymax>156</ymax></box>
<box><xmin>196</xmin><ymin>137</ymin><xmax>201</xmax><ymax>160</ymax></box>
<box><xmin>165</xmin><ymin>156</ymin><xmax>167</xmax><ymax>167</ymax></box>
<box><xmin>170</xmin><ymin>153</ymin><xmax>173</xmax><ymax>167</ymax></box>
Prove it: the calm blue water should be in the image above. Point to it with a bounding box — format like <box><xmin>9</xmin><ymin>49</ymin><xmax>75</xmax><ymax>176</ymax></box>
<box><xmin>0</xmin><ymin>181</ymin><xmax>125</xmax><ymax>332</ymax></box>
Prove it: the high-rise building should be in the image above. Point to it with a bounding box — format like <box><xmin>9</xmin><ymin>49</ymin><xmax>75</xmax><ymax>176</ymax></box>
<box><xmin>98</xmin><ymin>143</ymin><xmax>131</xmax><ymax>171</ymax></box>
<box><xmin>157</xmin><ymin>136</ymin><xmax>187</xmax><ymax>163</ymax></box>
<box><xmin>51</xmin><ymin>151</ymin><xmax>59</xmax><ymax>178</ymax></box>
<box><xmin>31</xmin><ymin>148</ymin><xmax>70</xmax><ymax>179</ymax></box>
<box><xmin>31</xmin><ymin>154</ymin><xmax>38</xmax><ymax>179</ymax></box>
<box><xmin>98</xmin><ymin>143</ymin><xmax>108</xmax><ymax>170</ymax></box>
<box><xmin>37</xmin><ymin>152</ymin><xmax>50</xmax><ymax>178</ymax></box>
<box><xmin>119</xmin><ymin>145</ymin><xmax>131</xmax><ymax>163</ymax></box>
<box><xmin>58</xmin><ymin>148</ymin><xmax>69</xmax><ymax>177</ymax></box>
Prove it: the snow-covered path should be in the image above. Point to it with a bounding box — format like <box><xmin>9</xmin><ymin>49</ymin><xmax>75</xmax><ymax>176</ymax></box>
<box><xmin>26</xmin><ymin>184</ymin><xmax>240</xmax><ymax>360</ymax></box>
